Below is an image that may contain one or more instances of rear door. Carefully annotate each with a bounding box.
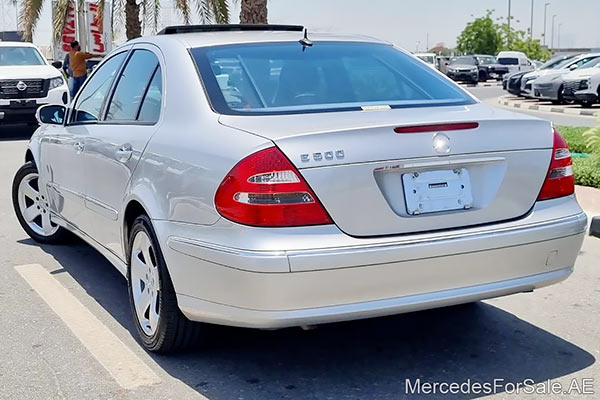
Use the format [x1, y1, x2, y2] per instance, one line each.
[82, 44, 163, 258]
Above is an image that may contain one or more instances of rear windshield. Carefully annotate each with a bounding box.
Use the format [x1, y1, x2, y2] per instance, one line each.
[0, 46, 45, 66]
[191, 42, 474, 115]
[498, 57, 519, 65]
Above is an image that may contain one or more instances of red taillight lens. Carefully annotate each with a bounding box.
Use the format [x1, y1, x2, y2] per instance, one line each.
[215, 147, 333, 227]
[537, 129, 574, 201]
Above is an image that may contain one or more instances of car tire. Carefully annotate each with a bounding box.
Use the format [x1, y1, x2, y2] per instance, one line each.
[12, 161, 69, 244]
[580, 101, 594, 108]
[127, 214, 205, 353]
[552, 85, 566, 105]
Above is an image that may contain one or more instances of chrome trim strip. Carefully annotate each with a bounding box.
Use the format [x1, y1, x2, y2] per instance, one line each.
[167, 212, 587, 267]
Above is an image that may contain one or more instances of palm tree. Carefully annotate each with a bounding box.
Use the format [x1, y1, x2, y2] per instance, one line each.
[18, 0, 231, 42]
[239, 0, 267, 24]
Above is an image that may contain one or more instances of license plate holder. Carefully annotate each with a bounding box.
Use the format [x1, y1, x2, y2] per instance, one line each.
[402, 169, 473, 215]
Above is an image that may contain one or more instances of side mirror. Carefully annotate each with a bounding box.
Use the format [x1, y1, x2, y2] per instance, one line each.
[569, 64, 578, 71]
[36, 104, 66, 125]
[51, 60, 62, 69]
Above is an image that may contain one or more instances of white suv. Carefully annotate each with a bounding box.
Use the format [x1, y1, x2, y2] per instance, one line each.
[562, 58, 600, 108]
[0, 42, 69, 125]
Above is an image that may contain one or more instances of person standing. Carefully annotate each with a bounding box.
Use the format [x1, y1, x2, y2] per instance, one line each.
[69, 41, 100, 98]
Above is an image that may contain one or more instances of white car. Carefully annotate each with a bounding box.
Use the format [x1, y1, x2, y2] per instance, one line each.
[12, 25, 587, 353]
[561, 58, 600, 107]
[414, 53, 438, 70]
[497, 51, 535, 75]
[519, 55, 576, 98]
[532, 53, 600, 103]
[0, 41, 69, 125]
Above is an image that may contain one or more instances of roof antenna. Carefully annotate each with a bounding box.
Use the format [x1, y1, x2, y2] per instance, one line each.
[299, 28, 313, 50]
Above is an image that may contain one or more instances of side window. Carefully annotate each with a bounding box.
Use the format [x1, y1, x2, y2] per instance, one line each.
[138, 66, 162, 123]
[73, 52, 127, 122]
[105, 50, 159, 121]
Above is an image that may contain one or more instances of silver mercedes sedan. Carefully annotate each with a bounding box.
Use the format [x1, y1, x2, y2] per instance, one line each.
[12, 25, 587, 353]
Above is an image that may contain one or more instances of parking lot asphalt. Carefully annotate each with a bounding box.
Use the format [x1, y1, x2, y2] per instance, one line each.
[1, 109, 599, 399]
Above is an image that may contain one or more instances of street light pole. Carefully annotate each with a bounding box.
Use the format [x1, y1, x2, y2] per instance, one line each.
[558, 23, 562, 49]
[551, 14, 557, 50]
[507, 0, 512, 39]
[530, 0, 535, 40]
[543, 3, 550, 46]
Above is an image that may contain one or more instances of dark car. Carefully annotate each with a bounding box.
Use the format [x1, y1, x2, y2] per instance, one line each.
[473, 54, 498, 81]
[446, 56, 480, 84]
[503, 71, 529, 95]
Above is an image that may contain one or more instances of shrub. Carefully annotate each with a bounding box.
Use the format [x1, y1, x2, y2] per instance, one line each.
[557, 126, 590, 154]
[573, 155, 600, 189]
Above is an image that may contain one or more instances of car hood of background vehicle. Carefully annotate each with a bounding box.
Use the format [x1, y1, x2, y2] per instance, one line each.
[533, 70, 569, 84]
[563, 66, 600, 80]
[0, 65, 62, 80]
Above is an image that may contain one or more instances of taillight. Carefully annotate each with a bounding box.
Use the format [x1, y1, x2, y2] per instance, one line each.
[214, 147, 333, 227]
[537, 129, 574, 201]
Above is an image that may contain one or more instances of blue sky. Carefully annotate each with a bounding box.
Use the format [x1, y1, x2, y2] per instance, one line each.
[2, 0, 599, 50]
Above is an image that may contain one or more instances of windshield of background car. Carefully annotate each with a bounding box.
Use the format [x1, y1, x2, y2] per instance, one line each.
[417, 55, 435, 64]
[542, 57, 573, 70]
[450, 57, 476, 65]
[498, 57, 519, 65]
[191, 42, 474, 115]
[579, 57, 600, 69]
[477, 56, 496, 65]
[0, 47, 45, 66]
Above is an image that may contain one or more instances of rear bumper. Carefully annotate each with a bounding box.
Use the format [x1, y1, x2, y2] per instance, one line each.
[156, 196, 587, 329]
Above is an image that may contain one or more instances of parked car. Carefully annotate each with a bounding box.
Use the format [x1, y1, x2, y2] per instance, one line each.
[473, 54, 498, 81]
[533, 53, 600, 104]
[519, 55, 578, 98]
[0, 41, 69, 125]
[414, 53, 438, 70]
[12, 25, 587, 353]
[497, 51, 535, 75]
[504, 70, 529, 95]
[446, 55, 480, 83]
[561, 57, 600, 107]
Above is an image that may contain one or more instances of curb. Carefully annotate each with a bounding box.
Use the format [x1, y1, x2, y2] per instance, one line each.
[459, 82, 502, 88]
[498, 95, 600, 117]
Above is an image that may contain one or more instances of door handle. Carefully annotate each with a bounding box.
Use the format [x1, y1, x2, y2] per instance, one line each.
[115, 144, 133, 162]
[74, 141, 84, 152]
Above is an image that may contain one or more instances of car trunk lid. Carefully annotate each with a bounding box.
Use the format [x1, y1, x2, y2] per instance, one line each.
[219, 103, 553, 237]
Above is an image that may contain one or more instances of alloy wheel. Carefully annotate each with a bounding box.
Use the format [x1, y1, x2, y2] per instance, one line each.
[130, 231, 161, 336]
[16, 172, 59, 237]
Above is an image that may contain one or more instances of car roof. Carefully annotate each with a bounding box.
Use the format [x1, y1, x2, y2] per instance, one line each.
[131, 30, 390, 49]
[0, 41, 38, 48]
[497, 51, 527, 57]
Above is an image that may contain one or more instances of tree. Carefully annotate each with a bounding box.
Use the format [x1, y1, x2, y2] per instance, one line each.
[456, 11, 502, 56]
[19, 0, 230, 42]
[497, 20, 551, 61]
[457, 11, 551, 61]
[239, 0, 267, 24]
